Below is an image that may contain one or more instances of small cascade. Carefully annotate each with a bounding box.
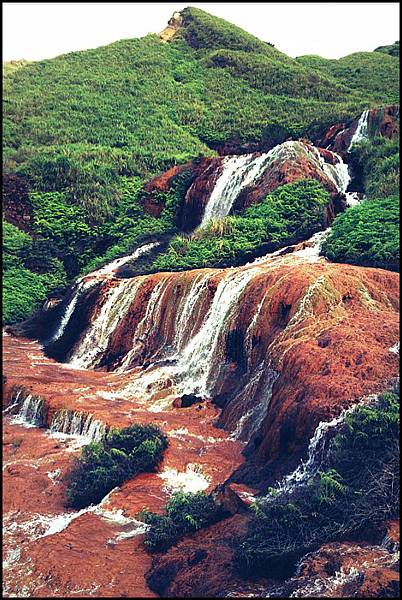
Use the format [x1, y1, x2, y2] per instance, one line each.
[173, 272, 211, 352]
[274, 396, 375, 495]
[175, 266, 261, 397]
[9, 389, 46, 428]
[348, 110, 370, 150]
[117, 265, 261, 403]
[89, 242, 159, 278]
[50, 409, 106, 442]
[199, 152, 274, 226]
[49, 278, 98, 343]
[116, 276, 172, 372]
[48, 242, 159, 350]
[69, 278, 143, 369]
[229, 363, 278, 442]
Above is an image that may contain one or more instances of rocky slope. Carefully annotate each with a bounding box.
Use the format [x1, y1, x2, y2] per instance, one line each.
[3, 236, 399, 595]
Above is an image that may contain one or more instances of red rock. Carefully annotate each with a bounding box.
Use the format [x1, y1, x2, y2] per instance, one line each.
[319, 105, 400, 154]
[3, 252, 399, 597]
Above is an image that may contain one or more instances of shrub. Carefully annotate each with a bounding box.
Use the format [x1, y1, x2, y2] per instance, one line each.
[151, 179, 330, 271]
[321, 195, 399, 270]
[236, 391, 400, 579]
[140, 491, 222, 552]
[66, 423, 168, 509]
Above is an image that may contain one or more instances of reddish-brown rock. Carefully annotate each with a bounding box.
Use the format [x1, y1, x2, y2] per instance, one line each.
[319, 105, 400, 154]
[3, 249, 399, 597]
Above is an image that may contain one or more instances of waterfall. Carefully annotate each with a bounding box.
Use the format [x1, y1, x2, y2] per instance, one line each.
[69, 278, 143, 369]
[49, 242, 159, 348]
[229, 363, 278, 442]
[273, 396, 375, 495]
[88, 242, 159, 278]
[116, 276, 172, 372]
[173, 272, 211, 352]
[49, 278, 98, 343]
[118, 265, 261, 404]
[199, 152, 274, 227]
[9, 391, 45, 428]
[348, 110, 370, 150]
[50, 409, 106, 442]
[175, 266, 261, 396]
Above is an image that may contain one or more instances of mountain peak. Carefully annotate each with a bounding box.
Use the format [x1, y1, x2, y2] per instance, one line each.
[159, 10, 183, 43]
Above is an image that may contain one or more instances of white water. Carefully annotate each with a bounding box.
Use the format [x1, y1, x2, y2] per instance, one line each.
[109, 264, 262, 408]
[348, 110, 370, 150]
[49, 242, 158, 346]
[230, 364, 278, 442]
[158, 463, 211, 494]
[10, 393, 44, 428]
[175, 266, 260, 397]
[49, 278, 98, 343]
[274, 396, 376, 495]
[50, 409, 106, 443]
[69, 278, 143, 369]
[3, 487, 147, 545]
[89, 242, 159, 278]
[199, 152, 274, 226]
[173, 272, 211, 352]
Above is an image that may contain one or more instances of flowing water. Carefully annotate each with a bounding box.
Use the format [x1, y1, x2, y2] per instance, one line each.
[50, 409, 106, 443]
[69, 278, 144, 369]
[9, 392, 45, 428]
[199, 152, 274, 226]
[348, 110, 370, 150]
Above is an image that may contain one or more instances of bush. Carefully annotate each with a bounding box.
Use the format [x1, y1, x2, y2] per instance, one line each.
[66, 424, 168, 509]
[140, 491, 222, 552]
[321, 195, 399, 270]
[151, 179, 330, 271]
[348, 136, 399, 199]
[3, 220, 68, 324]
[236, 391, 400, 579]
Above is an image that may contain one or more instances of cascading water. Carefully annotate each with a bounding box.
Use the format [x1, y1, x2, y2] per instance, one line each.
[50, 409, 106, 442]
[114, 265, 262, 405]
[173, 272, 211, 352]
[116, 276, 172, 372]
[272, 395, 376, 496]
[88, 242, 159, 278]
[8, 390, 45, 428]
[307, 144, 360, 207]
[49, 278, 99, 344]
[348, 110, 370, 150]
[49, 242, 159, 347]
[199, 152, 274, 227]
[69, 278, 144, 369]
[175, 266, 261, 397]
[229, 363, 278, 442]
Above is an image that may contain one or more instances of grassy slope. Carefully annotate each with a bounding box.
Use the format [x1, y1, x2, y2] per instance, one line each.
[296, 50, 399, 104]
[2, 7, 400, 322]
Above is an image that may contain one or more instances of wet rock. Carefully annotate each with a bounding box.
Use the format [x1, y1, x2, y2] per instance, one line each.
[173, 394, 205, 408]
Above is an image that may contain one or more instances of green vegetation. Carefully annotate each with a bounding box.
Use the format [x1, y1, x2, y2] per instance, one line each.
[374, 41, 399, 57]
[81, 169, 193, 275]
[2, 7, 399, 323]
[3, 220, 67, 324]
[297, 50, 399, 105]
[349, 136, 399, 199]
[151, 180, 330, 271]
[321, 196, 399, 270]
[140, 491, 222, 552]
[236, 391, 400, 579]
[66, 424, 168, 509]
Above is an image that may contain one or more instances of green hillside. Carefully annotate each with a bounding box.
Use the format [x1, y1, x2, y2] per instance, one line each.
[2, 6, 400, 323]
[296, 50, 399, 104]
